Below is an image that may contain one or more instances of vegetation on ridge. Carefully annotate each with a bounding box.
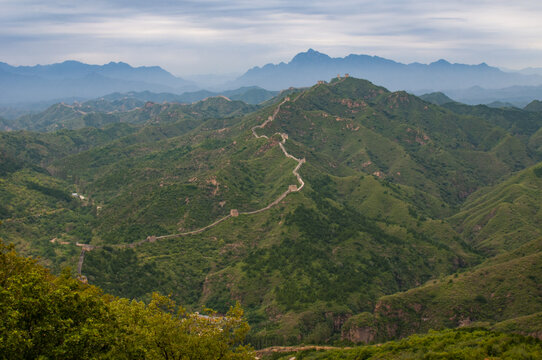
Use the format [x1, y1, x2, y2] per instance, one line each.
[0, 240, 254, 359]
[267, 328, 542, 359]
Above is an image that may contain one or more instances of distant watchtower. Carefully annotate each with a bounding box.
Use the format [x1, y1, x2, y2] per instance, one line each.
[230, 209, 239, 217]
[345, 73, 350, 78]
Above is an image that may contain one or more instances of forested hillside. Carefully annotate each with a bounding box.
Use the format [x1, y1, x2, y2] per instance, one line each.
[1, 77, 541, 346]
[0, 240, 254, 359]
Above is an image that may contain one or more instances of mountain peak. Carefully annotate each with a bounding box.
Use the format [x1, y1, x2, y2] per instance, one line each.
[430, 59, 452, 67]
[290, 49, 331, 64]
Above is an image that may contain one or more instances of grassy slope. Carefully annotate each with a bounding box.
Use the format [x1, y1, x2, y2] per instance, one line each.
[368, 247, 542, 340]
[260, 78, 541, 206]
[451, 163, 542, 255]
[342, 164, 542, 343]
[268, 328, 542, 359]
[491, 312, 542, 339]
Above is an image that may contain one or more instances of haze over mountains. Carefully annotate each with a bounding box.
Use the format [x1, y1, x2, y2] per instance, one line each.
[3, 49, 542, 113]
[0, 60, 196, 104]
[232, 49, 542, 91]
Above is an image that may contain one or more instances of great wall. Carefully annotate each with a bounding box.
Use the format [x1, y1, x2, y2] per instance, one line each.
[74, 95, 306, 278]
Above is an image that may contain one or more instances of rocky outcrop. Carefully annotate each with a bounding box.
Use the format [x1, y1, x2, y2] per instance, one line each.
[341, 312, 376, 344]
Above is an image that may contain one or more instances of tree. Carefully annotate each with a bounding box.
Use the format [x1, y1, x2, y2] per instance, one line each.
[0, 240, 254, 360]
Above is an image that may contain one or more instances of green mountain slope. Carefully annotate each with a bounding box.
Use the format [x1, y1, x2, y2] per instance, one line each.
[70, 79, 537, 342]
[0, 240, 254, 359]
[1, 77, 541, 346]
[12, 103, 122, 132]
[451, 163, 542, 254]
[525, 99, 542, 112]
[256, 78, 541, 204]
[339, 163, 542, 344]
[227, 87, 279, 104]
[268, 329, 542, 359]
[0, 115, 11, 130]
[0, 124, 143, 270]
[3, 241, 540, 360]
[9, 96, 257, 132]
[442, 102, 542, 138]
[354, 245, 542, 342]
[419, 92, 456, 105]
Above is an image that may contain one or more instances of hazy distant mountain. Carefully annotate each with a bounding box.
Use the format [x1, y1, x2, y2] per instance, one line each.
[517, 67, 542, 76]
[7, 94, 259, 132]
[444, 85, 542, 107]
[101, 86, 278, 105]
[485, 101, 518, 109]
[0, 61, 197, 104]
[232, 49, 542, 91]
[2, 85, 277, 132]
[0, 86, 278, 120]
[524, 100, 542, 112]
[419, 92, 456, 105]
[0, 116, 10, 131]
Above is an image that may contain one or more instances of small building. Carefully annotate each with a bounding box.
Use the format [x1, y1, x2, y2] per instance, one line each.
[289, 185, 298, 191]
[230, 209, 239, 217]
[345, 73, 350, 78]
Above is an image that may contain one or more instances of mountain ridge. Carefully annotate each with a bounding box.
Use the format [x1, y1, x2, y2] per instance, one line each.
[0, 60, 197, 104]
[1, 76, 541, 346]
[232, 49, 542, 92]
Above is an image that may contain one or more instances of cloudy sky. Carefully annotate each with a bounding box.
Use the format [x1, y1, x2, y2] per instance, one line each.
[1, 0, 541, 76]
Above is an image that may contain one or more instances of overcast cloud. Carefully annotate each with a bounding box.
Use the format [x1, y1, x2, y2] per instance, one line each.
[1, 0, 541, 75]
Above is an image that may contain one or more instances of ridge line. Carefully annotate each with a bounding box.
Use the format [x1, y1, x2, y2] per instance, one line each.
[75, 95, 306, 276]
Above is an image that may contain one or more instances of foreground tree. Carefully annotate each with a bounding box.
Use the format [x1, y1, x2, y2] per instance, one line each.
[0, 240, 254, 359]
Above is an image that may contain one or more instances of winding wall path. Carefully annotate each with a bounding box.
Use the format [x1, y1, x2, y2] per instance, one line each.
[75, 96, 306, 275]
